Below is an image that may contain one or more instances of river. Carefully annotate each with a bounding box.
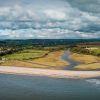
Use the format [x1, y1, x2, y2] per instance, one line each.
[61, 50, 100, 71]
[61, 50, 83, 70]
[0, 74, 100, 100]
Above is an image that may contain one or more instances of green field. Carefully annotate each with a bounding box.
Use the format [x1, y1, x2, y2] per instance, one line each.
[89, 47, 100, 56]
[2, 49, 48, 60]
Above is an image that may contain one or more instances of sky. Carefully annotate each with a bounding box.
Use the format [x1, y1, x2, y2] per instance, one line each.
[0, 0, 100, 39]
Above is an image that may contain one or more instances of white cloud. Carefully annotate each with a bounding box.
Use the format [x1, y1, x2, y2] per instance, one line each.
[0, 0, 100, 39]
[44, 9, 66, 20]
[0, 5, 37, 20]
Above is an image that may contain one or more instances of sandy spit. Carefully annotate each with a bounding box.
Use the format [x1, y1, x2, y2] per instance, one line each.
[0, 66, 100, 79]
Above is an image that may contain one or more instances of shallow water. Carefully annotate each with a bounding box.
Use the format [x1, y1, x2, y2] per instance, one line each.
[0, 74, 100, 100]
[61, 50, 82, 70]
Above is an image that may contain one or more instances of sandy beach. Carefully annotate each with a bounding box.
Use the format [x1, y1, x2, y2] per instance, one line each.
[0, 66, 100, 79]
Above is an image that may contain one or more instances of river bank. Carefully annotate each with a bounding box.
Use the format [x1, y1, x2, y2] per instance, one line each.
[0, 49, 100, 70]
[0, 50, 69, 69]
[69, 53, 100, 70]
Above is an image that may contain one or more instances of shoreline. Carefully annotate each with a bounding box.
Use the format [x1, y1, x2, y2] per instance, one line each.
[0, 66, 100, 79]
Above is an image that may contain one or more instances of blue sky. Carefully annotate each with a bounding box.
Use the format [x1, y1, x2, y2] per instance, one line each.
[0, 0, 100, 39]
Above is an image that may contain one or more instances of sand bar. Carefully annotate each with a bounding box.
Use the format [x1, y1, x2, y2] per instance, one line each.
[0, 66, 100, 79]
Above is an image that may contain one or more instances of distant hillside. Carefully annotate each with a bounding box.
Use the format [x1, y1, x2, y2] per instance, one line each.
[0, 39, 100, 47]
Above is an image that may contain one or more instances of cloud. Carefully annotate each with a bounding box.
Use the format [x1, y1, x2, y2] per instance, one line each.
[0, 0, 100, 39]
[66, 0, 100, 13]
[44, 9, 66, 20]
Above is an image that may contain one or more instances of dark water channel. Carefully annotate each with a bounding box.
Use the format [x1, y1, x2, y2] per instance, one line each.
[61, 50, 82, 70]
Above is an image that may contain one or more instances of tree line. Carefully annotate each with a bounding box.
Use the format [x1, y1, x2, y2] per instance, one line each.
[71, 47, 100, 56]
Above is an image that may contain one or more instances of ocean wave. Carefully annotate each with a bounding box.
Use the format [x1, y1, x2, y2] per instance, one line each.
[86, 79, 100, 86]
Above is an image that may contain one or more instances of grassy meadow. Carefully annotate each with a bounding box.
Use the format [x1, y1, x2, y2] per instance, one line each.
[2, 49, 49, 60]
[87, 47, 100, 56]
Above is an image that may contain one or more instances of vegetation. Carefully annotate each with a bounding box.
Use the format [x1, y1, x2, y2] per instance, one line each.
[0, 50, 68, 69]
[0, 39, 100, 69]
[30, 50, 69, 69]
[0, 39, 99, 57]
[0, 40, 69, 68]
[2, 49, 49, 60]
[0, 47, 22, 57]
[71, 41, 100, 56]
[71, 47, 100, 56]
[88, 47, 100, 56]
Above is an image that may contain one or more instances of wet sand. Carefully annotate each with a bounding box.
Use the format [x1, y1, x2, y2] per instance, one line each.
[0, 66, 100, 79]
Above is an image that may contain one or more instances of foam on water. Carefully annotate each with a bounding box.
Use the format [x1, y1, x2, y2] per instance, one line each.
[85, 79, 100, 87]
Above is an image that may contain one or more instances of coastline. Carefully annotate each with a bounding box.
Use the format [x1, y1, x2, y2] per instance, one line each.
[0, 66, 100, 79]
